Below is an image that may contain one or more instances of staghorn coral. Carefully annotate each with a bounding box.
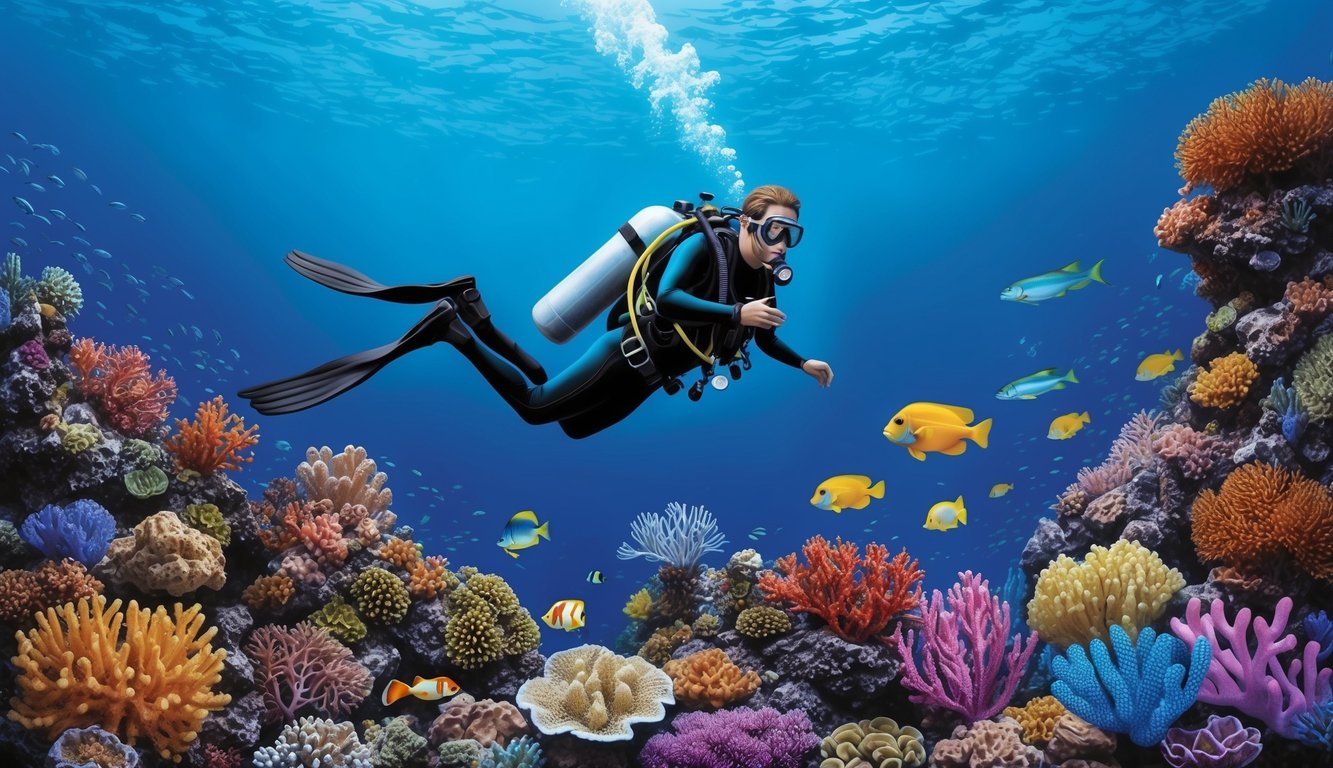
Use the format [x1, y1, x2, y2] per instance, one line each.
[1027, 539, 1185, 648]
[100, 511, 226, 597]
[758, 535, 923, 644]
[1294, 332, 1333, 420]
[9, 595, 230, 762]
[819, 717, 926, 768]
[1191, 462, 1333, 581]
[242, 573, 295, 612]
[1189, 352, 1259, 409]
[1003, 695, 1068, 746]
[67, 338, 177, 439]
[297, 445, 393, 521]
[244, 622, 372, 724]
[164, 395, 259, 475]
[350, 566, 411, 624]
[514, 643, 674, 742]
[1155, 194, 1216, 249]
[251, 716, 374, 768]
[1175, 77, 1333, 193]
[662, 648, 761, 709]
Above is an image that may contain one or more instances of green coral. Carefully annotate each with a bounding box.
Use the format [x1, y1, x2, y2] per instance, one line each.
[1205, 304, 1237, 333]
[56, 421, 101, 454]
[124, 466, 169, 498]
[0, 520, 33, 561]
[373, 717, 429, 768]
[179, 503, 231, 546]
[443, 569, 541, 670]
[736, 606, 792, 639]
[35, 266, 82, 317]
[1, 252, 33, 310]
[122, 438, 164, 469]
[1294, 333, 1333, 421]
[692, 613, 720, 638]
[309, 596, 367, 645]
[351, 567, 411, 624]
[820, 717, 926, 768]
[437, 739, 482, 767]
[477, 735, 543, 768]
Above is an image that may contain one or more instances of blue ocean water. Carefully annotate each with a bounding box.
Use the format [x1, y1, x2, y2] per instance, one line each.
[0, 0, 1329, 659]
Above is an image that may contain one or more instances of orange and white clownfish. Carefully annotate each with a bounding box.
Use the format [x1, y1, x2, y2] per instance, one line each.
[381, 675, 462, 706]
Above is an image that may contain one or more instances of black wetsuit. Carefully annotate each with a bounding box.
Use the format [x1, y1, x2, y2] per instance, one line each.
[452, 229, 807, 438]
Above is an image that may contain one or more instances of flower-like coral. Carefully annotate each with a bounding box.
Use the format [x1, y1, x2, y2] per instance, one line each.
[1189, 352, 1259, 409]
[819, 717, 926, 768]
[9, 595, 231, 762]
[377, 536, 421, 568]
[251, 716, 374, 768]
[1192, 462, 1333, 581]
[68, 338, 177, 439]
[242, 573, 295, 612]
[1156, 195, 1216, 249]
[308, 595, 367, 645]
[407, 555, 449, 599]
[164, 395, 259, 475]
[1028, 540, 1185, 648]
[1003, 696, 1068, 746]
[245, 622, 372, 724]
[1175, 77, 1333, 193]
[515, 644, 674, 742]
[662, 648, 761, 709]
[623, 588, 652, 621]
[758, 535, 923, 644]
[178, 503, 231, 546]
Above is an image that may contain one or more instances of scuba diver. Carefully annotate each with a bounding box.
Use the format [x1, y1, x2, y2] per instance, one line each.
[238, 184, 833, 439]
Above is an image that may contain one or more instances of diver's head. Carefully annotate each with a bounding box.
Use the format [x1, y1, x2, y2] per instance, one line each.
[739, 185, 802, 284]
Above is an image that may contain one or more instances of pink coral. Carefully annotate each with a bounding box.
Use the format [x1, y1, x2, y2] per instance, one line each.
[1153, 424, 1225, 480]
[278, 553, 326, 587]
[67, 338, 177, 439]
[295, 512, 348, 568]
[244, 622, 372, 724]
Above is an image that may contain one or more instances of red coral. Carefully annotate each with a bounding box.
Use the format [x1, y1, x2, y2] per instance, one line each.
[164, 395, 259, 475]
[199, 745, 243, 768]
[758, 535, 923, 644]
[67, 337, 177, 438]
[244, 622, 372, 724]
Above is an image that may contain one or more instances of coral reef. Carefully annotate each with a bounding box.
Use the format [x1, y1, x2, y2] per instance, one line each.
[818, 717, 925, 768]
[514, 644, 673, 742]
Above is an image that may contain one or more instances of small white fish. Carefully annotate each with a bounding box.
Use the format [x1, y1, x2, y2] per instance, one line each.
[90, 184, 101, 195]
[10, 236, 27, 247]
[46, 174, 64, 188]
[24, 182, 44, 193]
[181, 289, 195, 300]
[32, 214, 50, 226]
[109, 201, 127, 209]
[12, 196, 33, 214]
[49, 209, 66, 220]
[93, 249, 112, 259]
[11, 131, 27, 143]
[130, 213, 146, 222]
[73, 236, 89, 245]
[73, 167, 87, 182]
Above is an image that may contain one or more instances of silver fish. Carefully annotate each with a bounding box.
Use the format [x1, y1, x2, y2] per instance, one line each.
[996, 368, 1080, 400]
[12, 196, 33, 214]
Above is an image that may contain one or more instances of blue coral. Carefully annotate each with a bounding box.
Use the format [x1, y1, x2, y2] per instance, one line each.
[477, 735, 544, 768]
[1294, 699, 1333, 751]
[1052, 624, 1211, 747]
[18, 500, 117, 566]
[1269, 377, 1308, 444]
[0, 282, 9, 329]
[1304, 611, 1333, 664]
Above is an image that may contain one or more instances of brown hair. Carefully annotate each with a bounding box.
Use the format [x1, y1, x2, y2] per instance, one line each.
[742, 185, 801, 220]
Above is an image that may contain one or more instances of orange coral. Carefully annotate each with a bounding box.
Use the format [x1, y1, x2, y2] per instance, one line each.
[1176, 77, 1333, 193]
[9, 595, 231, 763]
[242, 574, 295, 612]
[1188, 352, 1258, 408]
[68, 338, 178, 438]
[1192, 463, 1333, 580]
[164, 395, 259, 475]
[1285, 275, 1333, 323]
[662, 648, 761, 709]
[1003, 696, 1067, 745]
[758, 536, 924, 644]
[0, 560, 104, 625]
[1154, 194, 1215, 249]
[378, 537, 421, 569]
[407, 555, 450, 599]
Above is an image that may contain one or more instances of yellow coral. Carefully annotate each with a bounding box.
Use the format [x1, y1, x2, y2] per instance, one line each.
[514, 644, 674, 742]
[242, 573, 295, 612]
[1027, 540, 1185, 648]
[662, 648, 761, 709]
[1003, 695, 1067, 746]
[8, 595, 231, 763]
[377, 537, 421, 569]
[1189, 352, 1259, 409]
[623, 588, 652, 621]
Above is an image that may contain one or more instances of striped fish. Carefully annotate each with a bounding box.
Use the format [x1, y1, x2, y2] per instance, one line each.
[542, 599, 586, 631]
[381, 675, 461, 706]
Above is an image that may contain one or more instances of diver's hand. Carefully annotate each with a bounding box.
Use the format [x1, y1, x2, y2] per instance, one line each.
[802, 359, 833, 387]
[740, 296, 785, 329]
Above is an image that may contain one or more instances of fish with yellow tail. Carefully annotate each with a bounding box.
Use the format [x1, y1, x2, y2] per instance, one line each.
[1048, 411, 1090, 440]
[996, 368, 1078, 400]
[811, 475, 885, 513]
[883, 402, 992, 461]
[924, 496, 968, 532]
[1000, 259, 1107, 304]
[542, 599, 585, 631]
[989, 483, 1014, 498]
[497, 510, 549, 558]
[381, 675, 461, 706]
[1137, 350, 1183, 381]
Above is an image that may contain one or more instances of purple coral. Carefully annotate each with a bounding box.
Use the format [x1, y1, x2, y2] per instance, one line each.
[244, 622, 373, 724]
[639, 707, 818, 768]
[1161, 715, 1262, 768]
[17, 339, 49, 370]
[1153, 424, 1224, 480]
[892, 570, 1038, 722]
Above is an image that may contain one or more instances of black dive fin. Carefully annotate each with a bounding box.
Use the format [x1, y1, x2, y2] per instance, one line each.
[238, 300, 466, 415]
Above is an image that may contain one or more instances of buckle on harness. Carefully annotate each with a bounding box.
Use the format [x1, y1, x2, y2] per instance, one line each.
[620, 334, 652, 369]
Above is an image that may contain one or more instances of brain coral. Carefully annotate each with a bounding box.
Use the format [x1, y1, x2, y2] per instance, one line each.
[820, 717, 927, 768]
[515, 643, 674, 742]
[100, 511, 226, 597]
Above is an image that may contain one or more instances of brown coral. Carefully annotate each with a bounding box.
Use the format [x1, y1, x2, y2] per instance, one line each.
[0, 560, 105, 625]
[1192, 462, 1333, 580]
[1003, 696, 1067, 746]
[1285, 275, 1333, 323]
[929, 717, 1043, 768]
[1175, 77, 1333, 193]
[242, 573, 295, 612]
[637, 624, 693, 667]
[1044, 713, 1118, 765]
[1188, 352, 1259, 409]
[1083, 488, 1128, 526]
[662, 648, 761, 709]
[377, 536, 421, 569]
[100, 512, 227, 597]
[1155, 194, 1215, 249]
[427, 693, 531, 748]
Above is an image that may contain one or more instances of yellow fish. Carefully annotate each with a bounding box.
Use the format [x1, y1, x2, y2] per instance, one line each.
[924, 496, 968, 531]
[381, 675, 461, 706]
[811, 475, 886, 513]
[989, 483, 1013, 498]
[1136, 350, 1183, 381]
[1048, 411, 1090, 440]
[542, 599, 586, 631]
[883, 402, 992, 461]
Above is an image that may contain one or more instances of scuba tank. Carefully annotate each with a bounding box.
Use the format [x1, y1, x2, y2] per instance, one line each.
[532, 204, 688, 344]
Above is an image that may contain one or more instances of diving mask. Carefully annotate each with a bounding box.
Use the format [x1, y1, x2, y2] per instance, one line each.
[747, 215, 804, 248]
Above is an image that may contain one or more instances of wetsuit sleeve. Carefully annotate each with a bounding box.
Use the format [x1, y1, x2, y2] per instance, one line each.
[754, 293, 806, 369]
[655, 233, 737, 323]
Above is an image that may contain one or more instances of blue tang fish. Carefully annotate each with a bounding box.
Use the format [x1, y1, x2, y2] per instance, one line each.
[497, 510, 549, 558]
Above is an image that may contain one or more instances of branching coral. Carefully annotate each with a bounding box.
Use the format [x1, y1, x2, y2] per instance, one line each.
[1285, 275, 1333, 324]
[164, 395, 259, 475]
[244, 622, 372, 724]
[1191, 462, 1333, 580]
[515, 644, 674, 742]
[67, 338, 177, 438]
[0, 559, 103, 624]
[1155, 195, 1216, 250]
[1175, 76, 1333, 192]
[616, 502, 727, 569]
[19, 499, 116, 567]
[296, 445, 393, 521]
[758, 535, 923, 644]
[1027, 540, 1185, 648]
[9, 595, 231, 763]
[662, 648, 761, 709]
[1294, 333, 1333, 421]
[1189, 352, 1259, 409]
